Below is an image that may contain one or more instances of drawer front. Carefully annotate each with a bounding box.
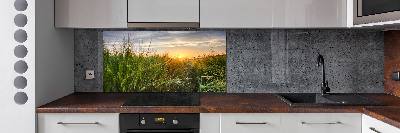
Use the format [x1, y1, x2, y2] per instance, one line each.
[200, 113, 220, 133]
[281, 113, 361, 133]
[297, 113, 361, 133]
[38, 113, 119, 133]
[221, 113, 280, 133]
[362, 114, 400, 133]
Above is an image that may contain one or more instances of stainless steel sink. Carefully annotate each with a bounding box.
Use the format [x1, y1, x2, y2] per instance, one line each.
[275, 93, 385, 106]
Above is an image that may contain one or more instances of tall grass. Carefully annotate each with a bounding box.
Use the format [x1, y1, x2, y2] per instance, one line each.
[103, 35, 226, 92]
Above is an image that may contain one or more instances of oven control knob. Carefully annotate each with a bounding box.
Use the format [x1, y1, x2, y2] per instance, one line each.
[173, 119, 178, 125]
[141, 120, 146, 125]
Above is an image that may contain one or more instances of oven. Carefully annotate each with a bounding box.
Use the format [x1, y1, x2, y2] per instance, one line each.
[354, 0, 400, 25]
[120, 114, 199, 133]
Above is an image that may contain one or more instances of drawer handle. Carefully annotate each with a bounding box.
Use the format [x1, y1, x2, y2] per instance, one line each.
[301, 122, 342, 125]
[369, 127, 382, 133]
[236, 122, 267, 124]
[57, 122, 99, 125]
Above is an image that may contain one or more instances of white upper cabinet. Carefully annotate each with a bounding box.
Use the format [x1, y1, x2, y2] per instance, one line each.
[273, 0, 348, 28]
[55, 0, 127, 28]
[201, 0, 350, 28]
[128, 0, 199, 23]
[54, 0, 351, 28]
[200, 0, 274, 28]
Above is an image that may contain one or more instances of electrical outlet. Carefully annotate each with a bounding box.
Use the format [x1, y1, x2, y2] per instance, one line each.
[393, 71, 400, 81]
[86, 70, 95, 79]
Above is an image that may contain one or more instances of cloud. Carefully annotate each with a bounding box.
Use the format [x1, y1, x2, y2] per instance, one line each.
[103, 31, 227, 51]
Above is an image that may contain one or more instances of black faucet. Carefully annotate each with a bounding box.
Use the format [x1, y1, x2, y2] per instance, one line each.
[317, 54, 330, 95]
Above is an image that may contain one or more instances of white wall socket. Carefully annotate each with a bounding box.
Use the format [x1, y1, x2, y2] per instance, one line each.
[86, 70, 95, 79]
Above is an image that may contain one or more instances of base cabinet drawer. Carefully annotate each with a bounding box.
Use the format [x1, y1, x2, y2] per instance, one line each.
[220, 113, 281, 133]
[38, 113, 119, 133]
[281, 113, 361, 133]
[200, 113, 220, 133]
[362, 114, 400, 133]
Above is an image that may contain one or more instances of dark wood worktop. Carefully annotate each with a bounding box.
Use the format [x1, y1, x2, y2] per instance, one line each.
[363, 107, 400, 129]
[37, 93, 400, 128]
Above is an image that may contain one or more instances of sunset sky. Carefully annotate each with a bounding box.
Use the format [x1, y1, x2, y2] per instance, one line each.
[103, 31, 226, 59]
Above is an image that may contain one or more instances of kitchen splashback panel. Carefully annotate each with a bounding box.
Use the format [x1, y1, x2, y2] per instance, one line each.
[75, 29, 384, 93]
[103, 31, 226, 92]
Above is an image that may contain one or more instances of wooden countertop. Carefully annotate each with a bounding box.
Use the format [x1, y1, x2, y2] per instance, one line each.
[37, 93, 400, 128]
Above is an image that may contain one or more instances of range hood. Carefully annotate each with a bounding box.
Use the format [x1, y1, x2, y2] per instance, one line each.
[127, 23, 199, 28]
[127, 0, 199, 28]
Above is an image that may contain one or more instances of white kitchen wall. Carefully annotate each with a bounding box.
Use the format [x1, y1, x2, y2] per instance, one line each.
[0, 0, 74, 132]
[36, 0, 74, 107]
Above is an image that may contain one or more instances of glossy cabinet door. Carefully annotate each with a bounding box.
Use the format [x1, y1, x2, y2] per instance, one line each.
[200, 113, 220, 133]
[220, 113, 281, 133]
[362, 114, 400, 133]
[38, 113, 119, 133]
[201, 0, 348, 28]
[55, 0, 127, 28]
[281, 113, 362, 133]
[128, 0, 199, 22]
[200, 0, 273, 28]
[273, 0, 348, 28]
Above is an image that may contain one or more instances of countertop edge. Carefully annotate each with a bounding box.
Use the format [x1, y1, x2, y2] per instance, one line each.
[36, 107, 400, 129]
[35, 93, 400, 129]
[363, 107, 400, 129]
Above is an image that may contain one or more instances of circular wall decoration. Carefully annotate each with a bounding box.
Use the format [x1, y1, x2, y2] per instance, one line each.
[14, 14, 27, 27]
[14, 0, 28, 11]
[14, 76, 27, 89]
[14, 60, 28, 74]
[14, 0, 29, 106]
[14, 29, 27, 43]
[14, 45, 28, 58]
[14, 92, 28, 105]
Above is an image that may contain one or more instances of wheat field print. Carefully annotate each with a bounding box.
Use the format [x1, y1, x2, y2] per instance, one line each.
[103, 31, 226, 92]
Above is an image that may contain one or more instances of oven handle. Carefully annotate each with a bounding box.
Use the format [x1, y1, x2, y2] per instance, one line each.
[126, 129, 198, 133]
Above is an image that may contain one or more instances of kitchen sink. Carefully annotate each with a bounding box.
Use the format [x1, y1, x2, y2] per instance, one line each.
[275, 93, 385, 106]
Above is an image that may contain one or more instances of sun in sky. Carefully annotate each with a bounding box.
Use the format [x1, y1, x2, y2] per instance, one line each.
[178, 55, 182, 59]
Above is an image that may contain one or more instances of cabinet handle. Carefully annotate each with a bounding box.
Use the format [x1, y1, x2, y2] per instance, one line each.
[301, 122, 342, 125]
[236, 122, 267, 124]
[57, 122, 99, 125]
[369, 127, 382, 133]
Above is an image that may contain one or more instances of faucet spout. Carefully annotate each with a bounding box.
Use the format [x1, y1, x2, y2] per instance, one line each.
[317, 54, 330, 95]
